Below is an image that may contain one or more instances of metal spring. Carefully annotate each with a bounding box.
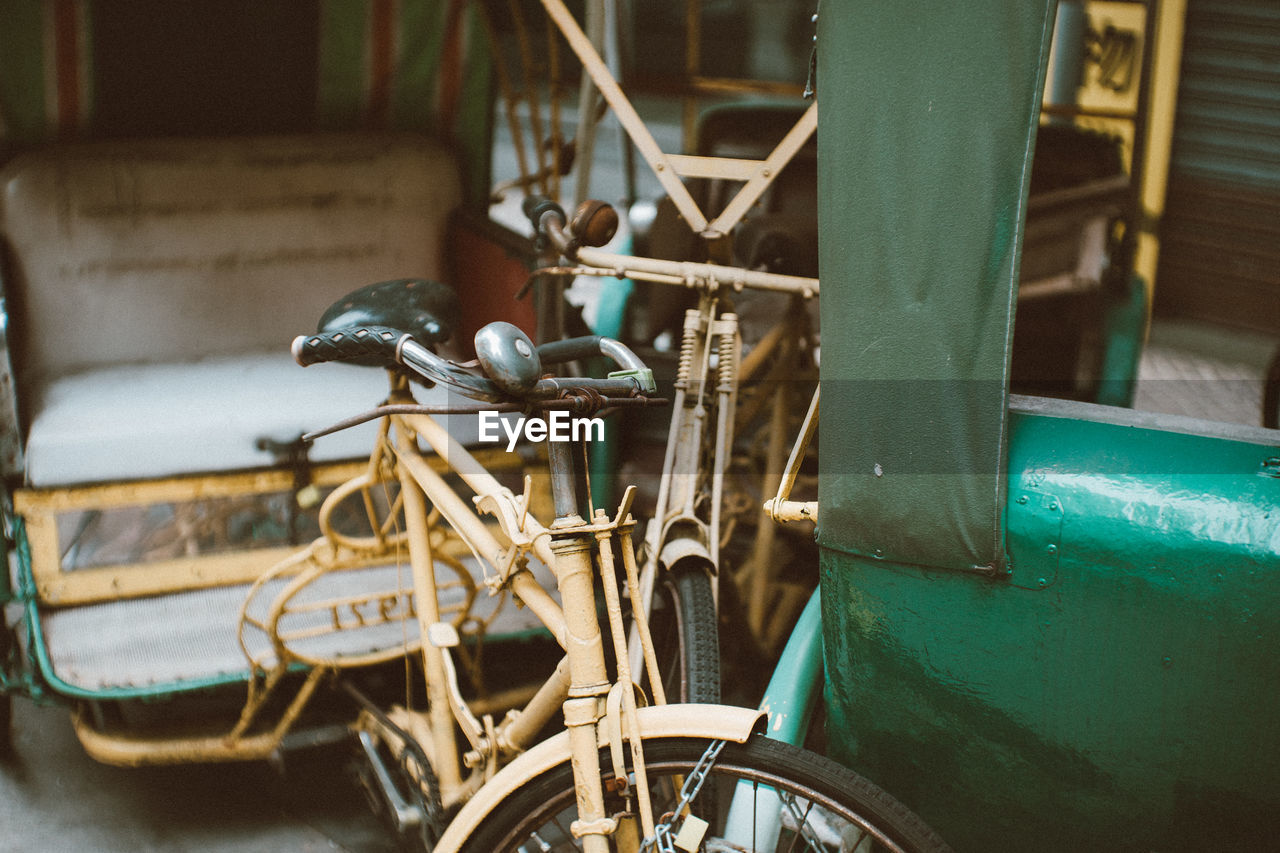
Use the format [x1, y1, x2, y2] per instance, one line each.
[675, 309, 700, 385]
[718, 314, 737, 390]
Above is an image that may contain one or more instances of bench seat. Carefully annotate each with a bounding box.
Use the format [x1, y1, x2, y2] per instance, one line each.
[1, 132, 466, 486]
[39, 557, 555, 696]
[25, 351, 492, 487]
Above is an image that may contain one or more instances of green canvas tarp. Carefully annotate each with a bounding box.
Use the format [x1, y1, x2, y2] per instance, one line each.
[817, 0, 1056, 573]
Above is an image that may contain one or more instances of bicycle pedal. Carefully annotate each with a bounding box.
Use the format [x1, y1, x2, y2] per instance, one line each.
[427, 622, 460, 647]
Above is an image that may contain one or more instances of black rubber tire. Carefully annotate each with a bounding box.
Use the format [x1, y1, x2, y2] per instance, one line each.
[1263, 345, 1280, 429]
[645, 564, 720, 704]
[459, 734, 954, 853]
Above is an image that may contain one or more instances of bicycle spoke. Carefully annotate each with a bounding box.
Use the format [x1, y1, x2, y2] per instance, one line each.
[550, 812, 584, 852]
[752, 778, 759, 851]
[520, 830, 553, 853]
[780, 797, 800, 853]
[780, 794, 822, 853]
[462, 737, 951, 852]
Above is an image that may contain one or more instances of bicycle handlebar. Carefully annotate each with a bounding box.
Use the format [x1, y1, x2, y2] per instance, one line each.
[293, 324, 509, 402]
[536, 335, 646, 373]
[293, 322, 655, 405]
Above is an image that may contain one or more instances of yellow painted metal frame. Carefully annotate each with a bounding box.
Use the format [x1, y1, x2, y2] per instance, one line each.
[13, 448, 522, 607]
[73, 665, 331, 767]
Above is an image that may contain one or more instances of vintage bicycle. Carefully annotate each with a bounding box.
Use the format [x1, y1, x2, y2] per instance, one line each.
[230, 236, 951, 851]
[480, 0, 827, 690]
[524, 193, 821, 707]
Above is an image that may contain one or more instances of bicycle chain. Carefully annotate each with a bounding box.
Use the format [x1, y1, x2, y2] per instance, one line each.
[643, 739, 726, 853]
[397, 745, 447, 852]
[338, 678, 448, 849]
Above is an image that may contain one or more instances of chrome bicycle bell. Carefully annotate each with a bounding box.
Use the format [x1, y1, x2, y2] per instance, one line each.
[474, 322, 542, 394]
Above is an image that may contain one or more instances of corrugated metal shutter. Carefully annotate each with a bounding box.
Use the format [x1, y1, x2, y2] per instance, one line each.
[1156, 0, 1280, 333]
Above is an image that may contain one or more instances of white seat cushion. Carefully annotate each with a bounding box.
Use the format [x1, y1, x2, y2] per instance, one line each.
[24, 351, 498, 486]
[39, 558, 556, 693]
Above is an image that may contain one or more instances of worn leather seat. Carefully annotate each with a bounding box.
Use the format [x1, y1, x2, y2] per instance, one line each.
[317, 277, 462, 365]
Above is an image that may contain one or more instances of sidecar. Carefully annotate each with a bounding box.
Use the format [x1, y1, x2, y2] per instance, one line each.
[808, 2, 1280, 851]
[0, 0, 542, 762]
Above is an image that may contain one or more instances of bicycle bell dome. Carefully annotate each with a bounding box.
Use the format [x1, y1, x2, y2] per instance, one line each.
[474, 322, 541, 394]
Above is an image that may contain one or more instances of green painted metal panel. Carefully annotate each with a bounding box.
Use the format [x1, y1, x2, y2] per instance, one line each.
[821, 402, 1280, 851]
[1094, 274, 1148, 408]
[757, 588, 823, 747]
[816, 0, 1056, 573]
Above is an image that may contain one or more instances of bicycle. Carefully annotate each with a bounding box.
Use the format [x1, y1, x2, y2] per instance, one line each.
[233, 238, 951, 851]
[480, 0, 826, 686]
[527, 194, 820, 698]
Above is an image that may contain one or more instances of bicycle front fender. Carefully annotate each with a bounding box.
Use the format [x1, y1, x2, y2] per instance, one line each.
[433, 703, 766, 853]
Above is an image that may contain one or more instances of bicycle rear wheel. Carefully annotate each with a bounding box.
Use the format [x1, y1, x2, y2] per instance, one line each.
[459, 734, 953, 853]
[645, 564, 720, 704]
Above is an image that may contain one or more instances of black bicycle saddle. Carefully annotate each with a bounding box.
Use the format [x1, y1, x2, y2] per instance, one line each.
[317, 278, 460, 366]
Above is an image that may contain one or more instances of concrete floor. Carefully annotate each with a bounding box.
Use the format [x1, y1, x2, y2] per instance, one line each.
[0, 697, 395, 853]
[1133, 316, 1277, 428]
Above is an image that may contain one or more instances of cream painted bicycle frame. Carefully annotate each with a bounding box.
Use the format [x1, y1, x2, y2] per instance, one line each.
[239, 367, 769, 851]
[432, 703, 765, 853]
[244, 392, 604, 803]
[539, 0, 817, 242]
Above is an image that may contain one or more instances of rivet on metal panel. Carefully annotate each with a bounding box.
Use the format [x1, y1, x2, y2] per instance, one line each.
[1007, 488, 1063, 590]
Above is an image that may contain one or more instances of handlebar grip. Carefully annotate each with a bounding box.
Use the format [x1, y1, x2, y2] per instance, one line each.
[535, 335, 605, 365]
[522, 195, 566, 232]
[291, 325, 407, 368]
[535, 335, 656, 393]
